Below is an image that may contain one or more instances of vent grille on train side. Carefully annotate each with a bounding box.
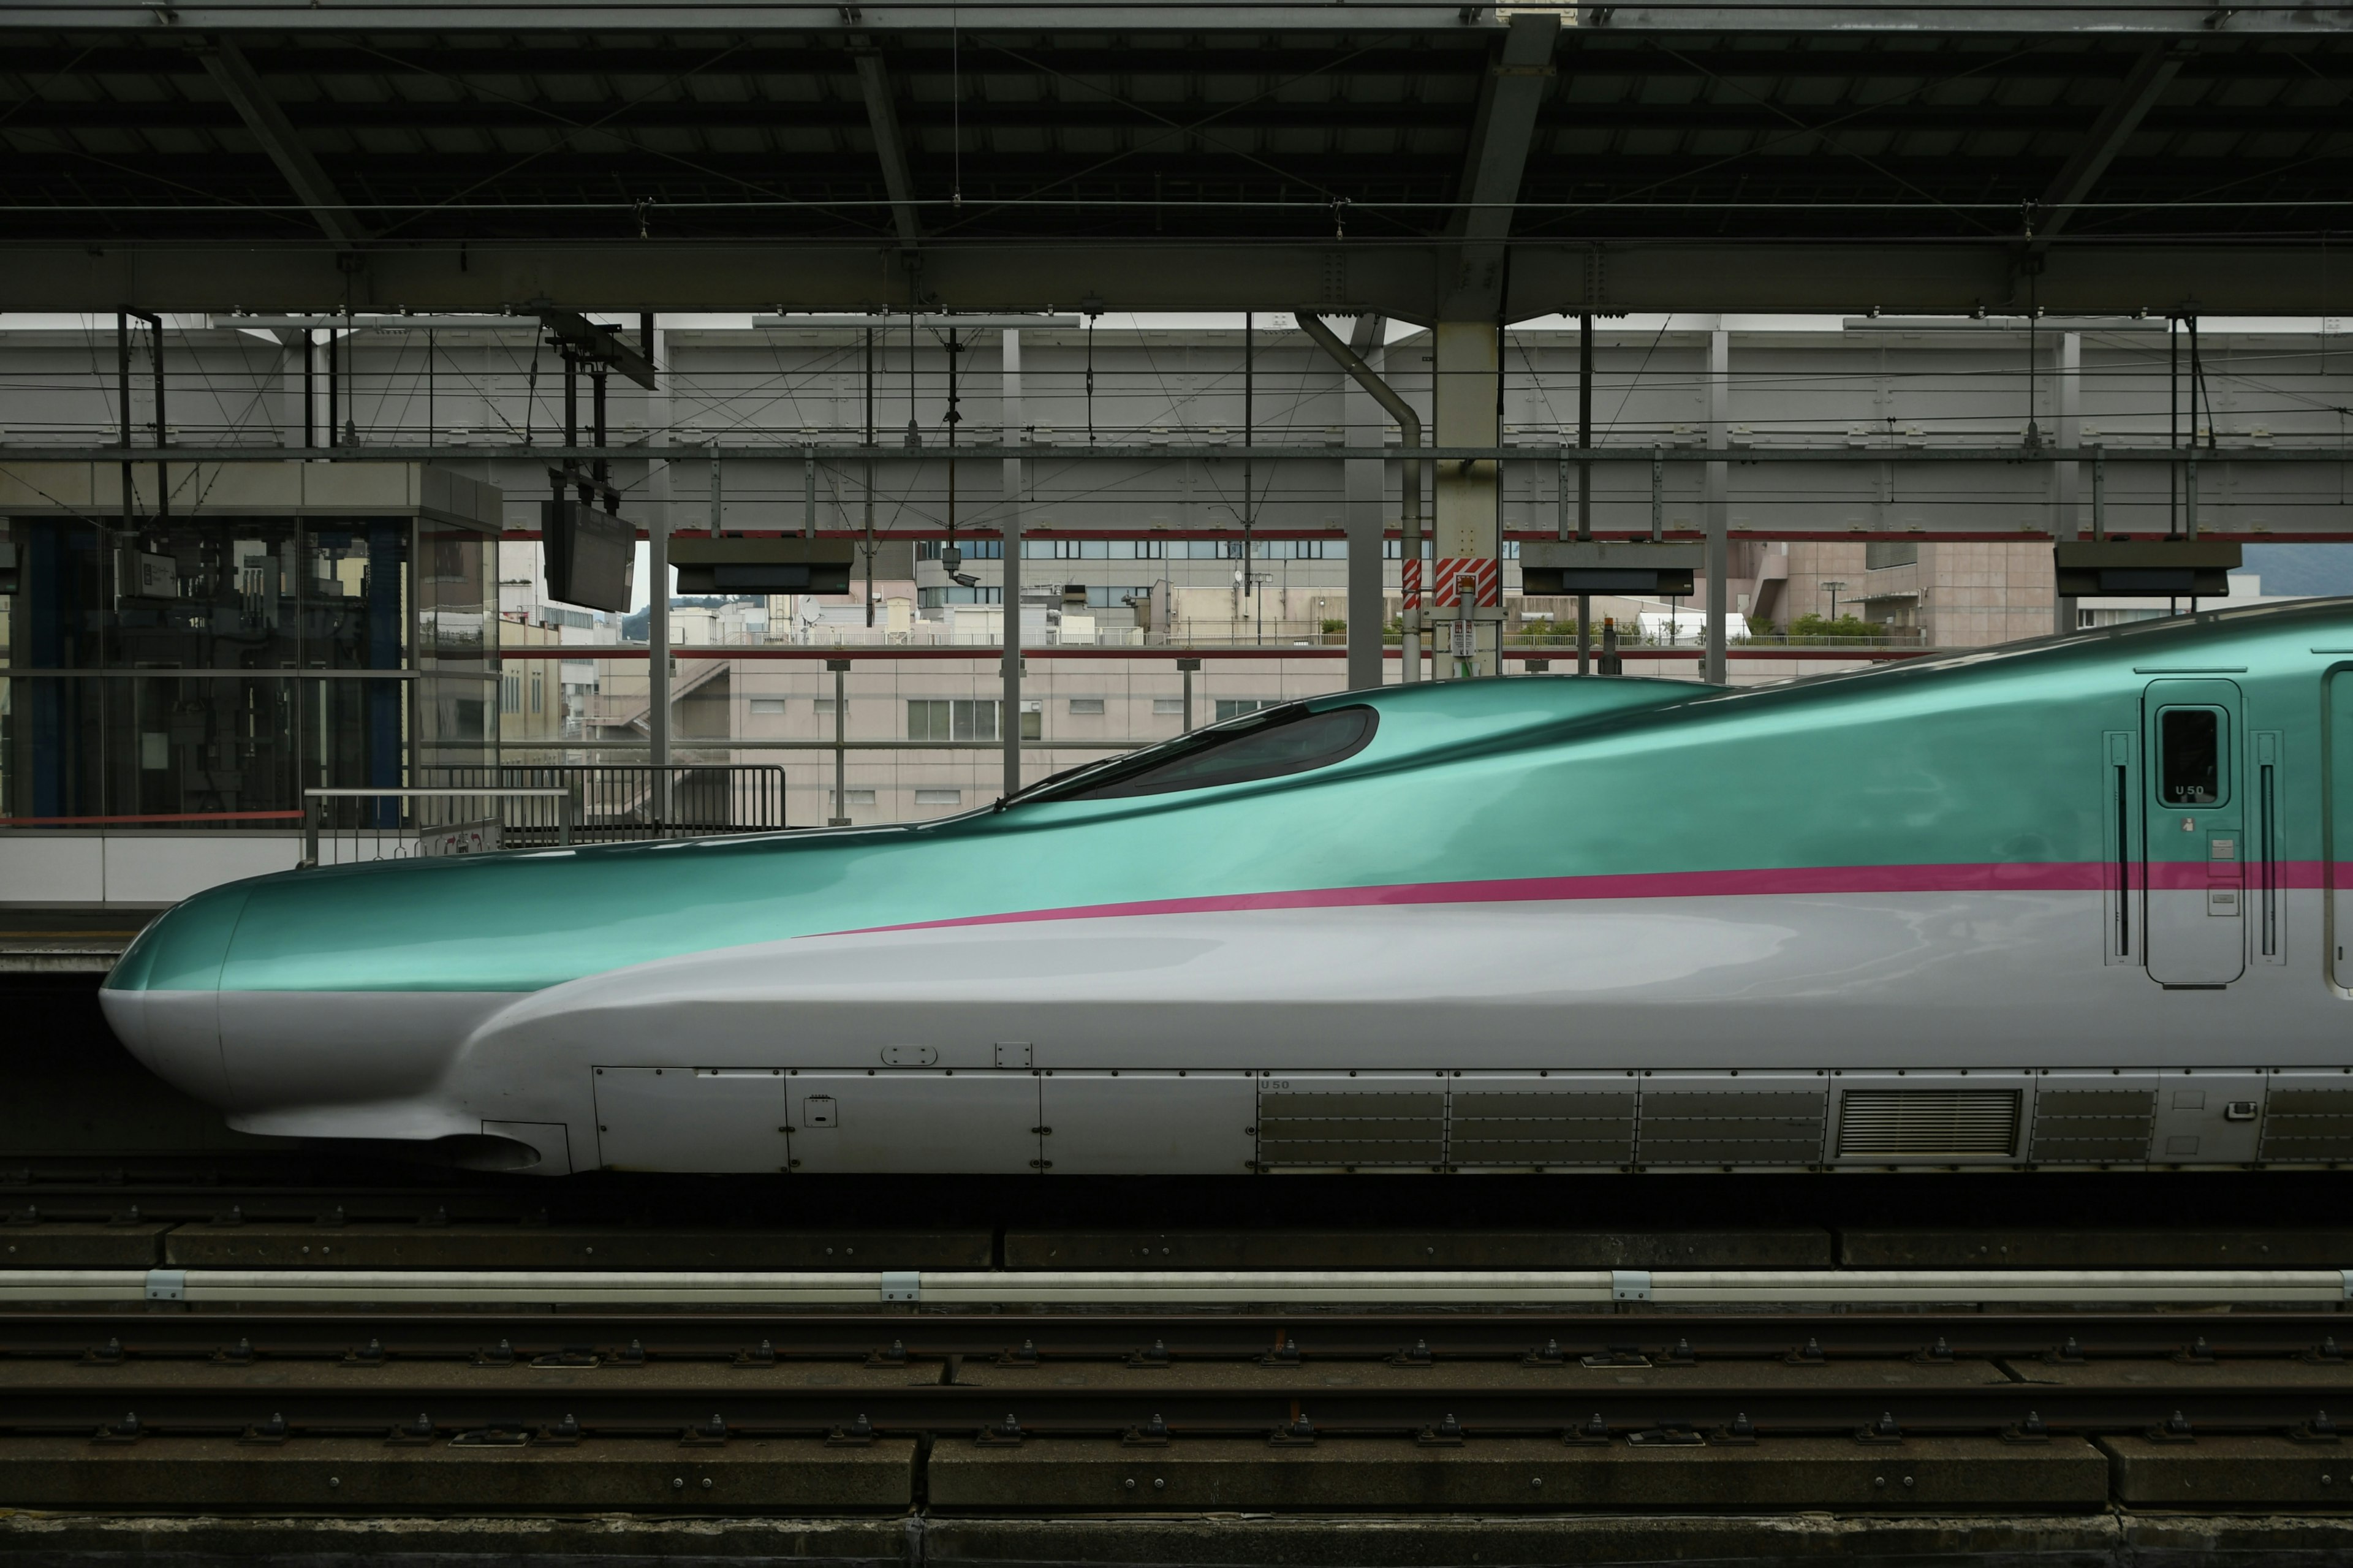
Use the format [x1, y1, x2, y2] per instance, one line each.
[2029, 1089, 2156, 1164]
[1835, 1090, 2021, 1158]
[1634, 1091, 1827, 1165]
[2259, 1088, 2353, 1162]
[1256, 1090, 1444, 1168]
[1447, 1091, 1637, 1167]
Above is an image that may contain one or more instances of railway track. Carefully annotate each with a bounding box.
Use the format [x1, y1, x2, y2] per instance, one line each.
[1, 1305, 2351, 1513]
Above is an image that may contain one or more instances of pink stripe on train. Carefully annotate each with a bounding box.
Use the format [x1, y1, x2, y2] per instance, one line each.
[833, 860, 2338, 937]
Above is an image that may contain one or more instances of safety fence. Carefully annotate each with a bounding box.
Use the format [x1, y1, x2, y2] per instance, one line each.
[300, 787, 569, 868]
[420, 764, 787, 846]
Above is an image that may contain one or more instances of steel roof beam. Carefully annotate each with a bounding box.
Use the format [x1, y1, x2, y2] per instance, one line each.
[7, 240, 2351, 315]
[851, 44, 922, 249]
[196, 39, 365, 246]
[1442, 8, 1559, 319]
[4, 6, 2346, 34]
[2028, 43, 2189, 257]
[34, 99, 2349, 135]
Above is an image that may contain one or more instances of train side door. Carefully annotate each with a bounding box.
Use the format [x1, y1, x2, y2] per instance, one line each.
[2329, 670, 2353, 991]
[2143, 680, 2246, 987]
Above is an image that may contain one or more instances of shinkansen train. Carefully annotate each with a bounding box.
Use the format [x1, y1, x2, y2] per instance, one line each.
[100, 599, 2353, 1177]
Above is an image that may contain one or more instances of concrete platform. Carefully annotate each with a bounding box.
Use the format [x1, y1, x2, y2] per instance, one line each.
[1842, 1229, 2353, 1268]
[2003, 1358, 2353, 1395]
[1005, 1229, 1833, 1269]
[2101, 1432, 2353, 1509]
[0, 908, 153, 977]
[160, 1225, 995, 1270]
[0, 1434, 916, 1512]
[0, 1356, 952, 1403]
[952, 1356, 2016, 1397]
[0, 1512, 2351, 1566]
[926, 1434, 2110, 1513]
[0, 1221, 170, 1267]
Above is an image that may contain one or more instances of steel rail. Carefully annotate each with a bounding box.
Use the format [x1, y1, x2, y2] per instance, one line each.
[0, 1343, 2346, 1439]
[12, 1268, 2353, 1308]
[0, 1308, 2346, 1358]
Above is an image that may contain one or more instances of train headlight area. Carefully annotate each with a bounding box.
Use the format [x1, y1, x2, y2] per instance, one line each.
[9, 0, 2353, 1545]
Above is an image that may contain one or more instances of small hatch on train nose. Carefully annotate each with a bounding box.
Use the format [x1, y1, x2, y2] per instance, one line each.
[881, 1045, 938, 1067]
[805, 1097, 838, 1129]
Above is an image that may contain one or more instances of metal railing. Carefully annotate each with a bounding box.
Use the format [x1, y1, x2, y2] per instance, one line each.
[422, 764, 787, 846]
[300, 787, 570, 869]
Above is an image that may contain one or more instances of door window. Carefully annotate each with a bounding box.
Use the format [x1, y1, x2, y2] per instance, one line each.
[2160, 708, 2227, 806]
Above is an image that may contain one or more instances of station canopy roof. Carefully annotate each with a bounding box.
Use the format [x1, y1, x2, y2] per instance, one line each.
[0, 4, 2347, 314]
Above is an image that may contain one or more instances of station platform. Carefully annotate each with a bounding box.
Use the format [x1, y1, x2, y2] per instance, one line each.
[0, 907, 154, 976]
[4, 1510, 2346, 1568]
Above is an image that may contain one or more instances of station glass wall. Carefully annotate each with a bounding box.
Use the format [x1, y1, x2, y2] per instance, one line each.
[0, 515, 495, 827]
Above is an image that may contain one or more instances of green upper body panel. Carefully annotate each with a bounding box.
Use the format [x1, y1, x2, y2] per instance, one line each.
[108, 600, 2353, 995]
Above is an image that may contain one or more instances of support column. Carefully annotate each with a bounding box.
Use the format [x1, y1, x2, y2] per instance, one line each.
[1431, 320, 1501, 678]
[646, 318, 672, 800]
[1341, 315, 1388, 690]
[1703, 322, 1729, 687]
[2055, 330, 2082, 637]
[1001, 328, 1023, 800]
[1577, 312, 1593, 676]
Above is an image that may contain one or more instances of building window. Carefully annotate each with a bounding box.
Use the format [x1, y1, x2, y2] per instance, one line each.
[919, 586, 1005, 607]
[529, 670, 544, 713]
[750, 698, 788, 715]
[829, 789, 877, 808]
[1067, 697, 1105, 716]
[1215, 699, 1277, 723]
[914, 789, 963, 807]
[908, 699, 999, 741]
[501, 673, 521, 714]
[1152, 697, 1184, 716]
[1865, 541, 1920, 570]
[813, 697, 836, 714]
[1382, 539, 1435, 559]
[917, 539, 1002, 560]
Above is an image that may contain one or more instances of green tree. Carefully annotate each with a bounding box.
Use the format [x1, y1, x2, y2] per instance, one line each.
[1788, 612, 1879, 640]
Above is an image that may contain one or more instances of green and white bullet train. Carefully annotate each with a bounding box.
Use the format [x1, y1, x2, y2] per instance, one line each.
[100, 599, 2353, 1177]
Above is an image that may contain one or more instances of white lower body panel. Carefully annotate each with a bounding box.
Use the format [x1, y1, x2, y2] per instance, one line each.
[102, 889, 2353, 1173]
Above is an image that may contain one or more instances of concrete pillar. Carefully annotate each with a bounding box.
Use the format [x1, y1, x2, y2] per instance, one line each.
[1703, 322, 1729, 687]
[1341, 315, 1389, 690]
[1431, 320, 1500, 678]
[279, 330, 309, 449]
[647, 319, 672, 811]
[1001, 329, 1023, 800]
[646, 320, 674, 817]
[2055, 331, 2082, 637]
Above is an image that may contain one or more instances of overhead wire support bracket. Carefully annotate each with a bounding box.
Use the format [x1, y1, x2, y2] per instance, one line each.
[526, 307, 658, 390]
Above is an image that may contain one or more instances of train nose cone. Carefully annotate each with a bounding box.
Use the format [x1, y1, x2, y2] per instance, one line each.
[97, 886, 251, 1113]
[97, 984, 239, 1111]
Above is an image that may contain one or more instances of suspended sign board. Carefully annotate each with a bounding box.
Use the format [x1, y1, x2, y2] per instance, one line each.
[669, 536, 857, 594]
[2053, 540, 2241, 598]
[542, 501, 635, 612]
[1518, 540, 1702, 596]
